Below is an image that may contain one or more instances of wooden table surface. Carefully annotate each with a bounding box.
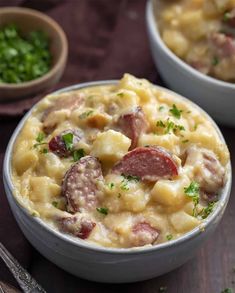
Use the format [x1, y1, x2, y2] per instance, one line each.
[0, 1, 234, 292]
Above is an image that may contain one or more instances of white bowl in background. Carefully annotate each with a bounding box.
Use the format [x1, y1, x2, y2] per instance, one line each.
[146, 0, 235, 127]
[3, 81, 232, 283]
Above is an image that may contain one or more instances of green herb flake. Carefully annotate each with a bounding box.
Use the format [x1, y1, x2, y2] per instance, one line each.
[223, 12, 230, 22]
[169, 104, 183, 119]
[0, 24, 51, 84]
[156, 120, 166, 128]
[34, 132, 47, 149]
[212, 56, 219, 66]
[121, 174, 140, 182]
[182, 139, 189, 144]
[96, 207, 109, 215]
[184, 181, 200, 217]
[166, 234, 173, 241]
[36, 132, 45, 143]
[107, 182, 115, 190]
[62, 133, 74, 151]
[31, 212, 37, 217]
[79, 110, 94, 119]
[120, 182, 130, 191]
[158, 106, 165, 111]
[117, 92, 124, 97]
[40, 148, 48, 154]
[221, 288, 233, 293]
[156, 119, 185, 134]
[73, 148, 85, 162]
[159, 286, 167, 292]
[200, 202, 217, 219]
[52, 201, 58, 208]
[194, 124, 198, 131]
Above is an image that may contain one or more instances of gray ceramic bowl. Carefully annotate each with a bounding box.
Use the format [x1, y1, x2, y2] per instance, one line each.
[3, 81, 232, 283]
[146, 0, 235, 127]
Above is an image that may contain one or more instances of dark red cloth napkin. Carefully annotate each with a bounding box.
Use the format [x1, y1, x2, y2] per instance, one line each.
[0, 0, 160, 118]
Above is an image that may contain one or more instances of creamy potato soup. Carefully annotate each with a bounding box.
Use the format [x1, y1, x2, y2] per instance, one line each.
[11, 74, 229, 248]
[156, 0, 235, 82]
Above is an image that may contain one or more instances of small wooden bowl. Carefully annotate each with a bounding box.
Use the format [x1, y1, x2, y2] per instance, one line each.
[0, 7, 68, 102]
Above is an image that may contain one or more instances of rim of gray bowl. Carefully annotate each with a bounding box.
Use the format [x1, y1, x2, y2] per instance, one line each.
[3, 80, 232, 255]
[146, 0, 235, 90]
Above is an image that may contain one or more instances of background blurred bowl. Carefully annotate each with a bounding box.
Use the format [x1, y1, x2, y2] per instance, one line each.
[0, 7, 68, 102]
[3, 80, 232, 283]
[146, 0, 235, 127]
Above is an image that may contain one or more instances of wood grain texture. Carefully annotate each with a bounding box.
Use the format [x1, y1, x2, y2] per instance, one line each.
[0, 0, 234, 292]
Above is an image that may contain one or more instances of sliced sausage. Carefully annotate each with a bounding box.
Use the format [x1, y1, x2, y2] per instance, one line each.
[62, 156, 103, 213]
[209, 32, 235, 57]
[117, 106, 148, 150]
[131, 222, 159, 247]
[49, 129, 82, 157]
[42, 93, 84, 133]
[185, 146, 225, 196]
[112, 146, 178, 182]
[58, 216, 96, 239]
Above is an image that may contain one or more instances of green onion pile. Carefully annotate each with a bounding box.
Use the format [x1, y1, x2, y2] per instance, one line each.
[0, 24, 51, 84]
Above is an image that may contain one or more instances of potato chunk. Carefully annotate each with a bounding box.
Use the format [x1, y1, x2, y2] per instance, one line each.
[151, 175, 190, 207]
[90, 130, 131, 163]
[169, 211, 200, 232]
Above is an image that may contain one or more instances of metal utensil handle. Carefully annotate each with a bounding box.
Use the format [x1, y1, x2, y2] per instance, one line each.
[0, 242, 46, 293]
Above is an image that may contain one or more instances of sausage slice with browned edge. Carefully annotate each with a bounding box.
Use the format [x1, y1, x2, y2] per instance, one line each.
[58, 216, 96, 239]
[42, 93, 84, 133]
[62, 156, 103, 213]
[112, 146, 178, 182]
[131, 222, 159, 247]
[49, 129, 82, 157]
[117, 106, 148, 150]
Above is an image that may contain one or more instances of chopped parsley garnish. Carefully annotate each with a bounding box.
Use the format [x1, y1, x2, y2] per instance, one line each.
[62, 133, 74, 151]
[159, 106, 165, 111]
[121, 174, 140, 182]
[31, 212, 37, 217]
[120, 174, 140, 191]
[212, 56, 219, 66]
[221, 289, 233, 293]
[96, 207, 109, 215]
[156, 119, 185, 134]
[117, 92, 124, 97]
[200, 202, 216, 219]
[169, 104, 183, 119]
[182, 139, 189, 144]
[156, 120, 165, 128]
[120, 181, 130, 191]
[0, 24, 51, 84]
[52, 201, 58, 208]
[79, 110, 94, 119]
[194, 124, 198, 131]
[36, 132, 45, 143]
[223, 12, 230, 22]
[73, 148, 85, 162]
[107, 182, 115, 190]
[40, 148, 48, 154]
[159, 286, 167, 292]
[166, 234, 173, 241]
[33, 132, 47, 149]
[184, 182, 200, 217]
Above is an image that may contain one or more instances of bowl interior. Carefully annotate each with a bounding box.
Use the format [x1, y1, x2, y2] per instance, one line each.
[3, 80, 232, 254]
[147, 0, 235, 90]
